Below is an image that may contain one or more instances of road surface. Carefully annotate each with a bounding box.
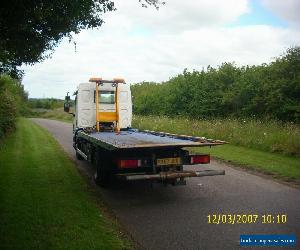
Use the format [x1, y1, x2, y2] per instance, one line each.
[32, 118, 300, 250]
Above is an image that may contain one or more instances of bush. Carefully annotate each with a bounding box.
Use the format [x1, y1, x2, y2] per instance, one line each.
[131, 47, 300, 122]
[0, 74, 28, 140]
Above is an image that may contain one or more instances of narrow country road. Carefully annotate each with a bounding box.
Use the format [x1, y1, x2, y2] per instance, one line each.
[32, 118, 299, 250]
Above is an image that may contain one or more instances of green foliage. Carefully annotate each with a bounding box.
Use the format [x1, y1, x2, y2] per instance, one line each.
[0, 119, 131, 249]
[28, 98, 69, 110]
[0, 75, 28, 140]
[133, 115, 300, 156]
[30, 108, 74, 123]
[195, 145, 300, 181]
[0, 0, 161, 77]
[133, 115, 300, 180]
[131, 47, 300, 122]
[0, 0, 115, 76]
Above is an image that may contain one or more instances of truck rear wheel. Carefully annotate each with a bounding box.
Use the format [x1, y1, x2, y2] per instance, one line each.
[94, 150, 111, 187]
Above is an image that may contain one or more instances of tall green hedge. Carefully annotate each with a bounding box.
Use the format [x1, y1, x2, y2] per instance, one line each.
[0, 75, 28, 140]
[131, 47, 300, 122]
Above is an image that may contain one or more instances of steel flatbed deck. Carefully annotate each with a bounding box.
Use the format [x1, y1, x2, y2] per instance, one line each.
[77, 129, 226, 150]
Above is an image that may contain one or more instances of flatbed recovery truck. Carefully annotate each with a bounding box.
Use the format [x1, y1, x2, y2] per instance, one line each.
[64, 77, 225, 187]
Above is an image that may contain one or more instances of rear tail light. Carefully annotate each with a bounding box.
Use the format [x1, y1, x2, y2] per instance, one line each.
[117, 159, 141, 169]
[190, 155, 210, 164]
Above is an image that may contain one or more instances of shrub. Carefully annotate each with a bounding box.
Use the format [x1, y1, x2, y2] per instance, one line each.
[0, 74, 28, 140]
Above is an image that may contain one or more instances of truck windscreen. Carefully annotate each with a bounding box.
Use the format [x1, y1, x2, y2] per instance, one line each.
[94, 91, 115, 104]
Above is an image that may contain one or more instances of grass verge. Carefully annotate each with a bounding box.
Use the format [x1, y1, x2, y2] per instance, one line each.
[133, 115, 300, 182]
[29, 108, 73, 123]
[192, 145, 300, 182]
[0, 118, 131, 249]
[133, 115, 300, 156]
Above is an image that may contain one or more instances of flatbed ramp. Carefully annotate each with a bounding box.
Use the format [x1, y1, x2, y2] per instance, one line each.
[78, 129, 225, 150]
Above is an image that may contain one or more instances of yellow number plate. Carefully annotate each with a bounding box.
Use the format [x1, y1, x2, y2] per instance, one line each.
[157, 157, 181, 166]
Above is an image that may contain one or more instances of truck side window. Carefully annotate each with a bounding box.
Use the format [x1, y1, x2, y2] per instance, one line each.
[94, 91, 115, 104]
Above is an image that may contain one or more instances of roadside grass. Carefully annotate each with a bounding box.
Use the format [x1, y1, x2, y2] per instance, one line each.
[0, 118, 131, 249]
[133, 115, 300, 181]
[30, 108, 73, 123]
[193, 145, 300, 181]
[133, 115, 300, 157]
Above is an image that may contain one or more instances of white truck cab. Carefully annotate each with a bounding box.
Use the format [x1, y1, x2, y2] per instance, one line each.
[73, 79, 132, 131]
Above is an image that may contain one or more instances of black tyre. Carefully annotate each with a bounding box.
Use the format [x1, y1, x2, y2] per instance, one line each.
[94, 150, 111, 187]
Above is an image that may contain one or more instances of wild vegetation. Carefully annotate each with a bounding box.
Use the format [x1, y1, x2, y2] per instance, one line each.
[195, 144, 300, 181]
[132, 47, 300, 122]
[133, 115, 300, 157]
[30, 107, 74, 123]
[130, 47, 300, 178]
[0, 119, 131, 249]
[133, 115, 300, 181]
[0, 75, 28, 140]
[28, 98, 65, 110]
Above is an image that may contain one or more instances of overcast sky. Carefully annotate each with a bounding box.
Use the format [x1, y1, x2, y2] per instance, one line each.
[21, 0, 300, 98]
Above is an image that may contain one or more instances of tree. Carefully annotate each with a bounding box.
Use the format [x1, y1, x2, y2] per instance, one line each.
[0, 74, 28, 139]
[0, 0, 162, 78]
[131, 47, 300, 122]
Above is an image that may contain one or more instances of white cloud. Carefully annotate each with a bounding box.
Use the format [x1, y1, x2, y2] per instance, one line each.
[261, 0, 300, 27]
[21, 0, 300, 98]
[113, 0, 249, 32]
